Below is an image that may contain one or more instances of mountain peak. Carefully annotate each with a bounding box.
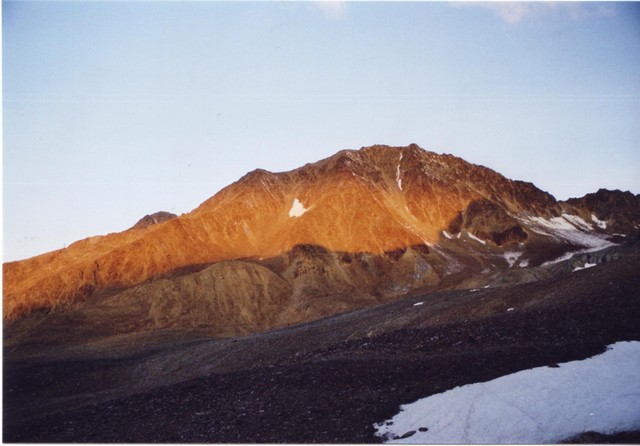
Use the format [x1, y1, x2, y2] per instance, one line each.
[131, 211, 177, 230]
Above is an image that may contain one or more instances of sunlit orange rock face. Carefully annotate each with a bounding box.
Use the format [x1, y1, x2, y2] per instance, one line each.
[3, 144, 564, 320]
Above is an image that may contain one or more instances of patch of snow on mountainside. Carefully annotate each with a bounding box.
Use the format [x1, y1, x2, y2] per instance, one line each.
[467, 232, 486, 245]
[503, 251, 521, 268]
[561, 213, 593, 231]
[542, 252, 576, 266]
[523, 214, 615, 259]
[288, 198, 308, 217]
[374, 341, 640, 444]
[528, 213, 596, 233]
[591, 214, 607, 229]
[396, 153, 403, 191]
[539, 229, 617, 265]
[573, 263, 597, 272]
[529, 215, 579, 231]
[442, 231, 453, 240]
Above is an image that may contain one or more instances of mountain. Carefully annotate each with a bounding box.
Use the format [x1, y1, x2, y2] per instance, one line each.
[4, 143, 640, 443]
[3, 144, 639, 340]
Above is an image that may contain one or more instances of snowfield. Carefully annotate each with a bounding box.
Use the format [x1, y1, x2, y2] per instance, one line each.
[374, 341, 640, 444]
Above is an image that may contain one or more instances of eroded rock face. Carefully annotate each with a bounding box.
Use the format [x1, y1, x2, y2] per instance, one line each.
[448, 199, 528, 246]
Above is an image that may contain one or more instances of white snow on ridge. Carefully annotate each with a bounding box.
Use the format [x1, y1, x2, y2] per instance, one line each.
[374, 341, 640, 444]
[288, 198, 308, 217]
[591, 213, 607, 229]
[442, 231, 453, 240]
[396, 153, 403, 191]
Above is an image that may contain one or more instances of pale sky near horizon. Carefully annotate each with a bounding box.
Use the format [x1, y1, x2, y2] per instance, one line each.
[3, 1, 640, 262]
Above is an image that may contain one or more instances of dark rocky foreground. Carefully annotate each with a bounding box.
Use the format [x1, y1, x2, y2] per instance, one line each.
[4, 252, 640, 443]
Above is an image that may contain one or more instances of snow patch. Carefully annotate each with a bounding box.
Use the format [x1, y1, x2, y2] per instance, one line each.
[528, 214, 592, 232]
[442, 231, 453, 240]
[591, 214, 607, 229]
[413, 301, 424, 306]
[288, 198, 308, 217]
[467, 232, 486, 245]
[519, 259, 529, 268]
[396, 153, 403, 191]
[542, 251, 578, 266]
[561, 213, 593, 231]
[573, 262, 597, 272]
[524, 214, 615, 264]
[541, 240, 614, 266]
[529, 215, 577, 231]
[503, 251, 521, 268]
[374, 341, 640, 444]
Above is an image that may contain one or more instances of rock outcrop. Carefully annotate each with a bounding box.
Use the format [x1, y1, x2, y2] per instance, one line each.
[563, 189, 640, 234]
[131, 212, 177, 230]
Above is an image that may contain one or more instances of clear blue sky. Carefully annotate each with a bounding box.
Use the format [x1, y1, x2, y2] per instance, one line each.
[3, 1, 640, 261]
